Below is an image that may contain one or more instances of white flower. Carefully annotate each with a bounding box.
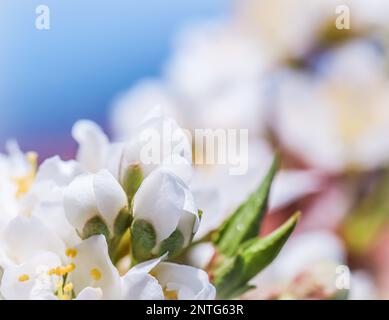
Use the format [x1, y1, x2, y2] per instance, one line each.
[0, 235, 122, 300]
[72, 120, 110, 173]
[237, 0, 389, 61]
[20, 155, 82, 209]
[74, 110, 192, 185]
[166, 20, 266, 101]
[273, 41, 389, 172]
[64, 170, 128, 238]
[0, 142, 37, 231]
[119, 109, 193, 183]
[0, 251, 62, 300]
[164, 20, 269, 136]
[237, 0, 339, 60]
[121, 255, 215, 300]
[0, 155, 83, 268]
[72, 120, 124, 177]
[69, 235, 121, 299]
[132, 168, 199, 258]
[1, 216, 67, 266]
[110, 79, 183, 141]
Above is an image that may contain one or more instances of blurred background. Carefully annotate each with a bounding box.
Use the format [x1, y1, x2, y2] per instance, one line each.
[0, 0, 231, 158]
[2, 0, 389, 299]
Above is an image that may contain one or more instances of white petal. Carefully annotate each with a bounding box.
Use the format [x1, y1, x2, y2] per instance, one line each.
[153, 262, 215, 300]
[177, 211, 198, 248]
[133, 170, 186, 245]
[142, 116, 192, 165]
[0, 251, 60, 300]
[76, 287, 103, 300]
[110, 80, 182, 141]
[160, 155, 193, 185]
[3, 216, 66, 264]
[269, 170, 323, 210]
[72, 120, 109, 173]
[93, 170, 128, 232]
[120, 114, 192, 178]
[35, 156, 83, 187]
[121, 254, 167, 300]
[63, 173, 99, 233]
[185, 243, 215, 269]
[105, 143, 125, 180]
[191, 183, 224, 241]
[71, 235, 121, 300]
[32, 202, 81, 248]
[121, 272, 163, 300]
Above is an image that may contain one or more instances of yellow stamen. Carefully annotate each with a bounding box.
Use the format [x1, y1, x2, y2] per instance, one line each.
[18, 274, 30, 282]
[63, 283, 74, 293]
[55, 266, 68, 276]
[90, 268, 102, 281]
[47, 268, 55, 276]
[13, 152, 38, 197]
[65, 248, 78, 258]
[65, 263, 76, 273]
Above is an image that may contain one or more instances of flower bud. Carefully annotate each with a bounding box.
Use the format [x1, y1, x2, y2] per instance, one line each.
[64, 170, 130, 240]
[131, 169, 199, 262]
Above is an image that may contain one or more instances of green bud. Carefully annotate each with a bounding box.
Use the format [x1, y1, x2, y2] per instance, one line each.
[131, 219, 156, 262]
[122, 163, 144, 203]
[214, 212, 300, 299]
[82, 216, 110, 240]
[213, 154, 280, 257]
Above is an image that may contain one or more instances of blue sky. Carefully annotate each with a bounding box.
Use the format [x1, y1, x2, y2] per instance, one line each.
[0, 0, 231, 158]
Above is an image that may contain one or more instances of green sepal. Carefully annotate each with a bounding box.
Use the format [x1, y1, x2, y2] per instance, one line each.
[82, 216, 110, 240]
[213, 155, 280, 257]
[214, 212, 300, 299]
[114, 207, 133, 236]
[159, 229, 184, 258]
[131, 219, 156, 262]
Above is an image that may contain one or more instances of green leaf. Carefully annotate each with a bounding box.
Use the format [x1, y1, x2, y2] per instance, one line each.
[213, 155, 280, 257]
[214, 212, 300, 299]
[122, 163, 144, 203]
[131, 219, 156, 262]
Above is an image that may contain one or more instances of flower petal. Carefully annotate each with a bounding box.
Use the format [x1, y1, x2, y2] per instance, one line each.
[0, 251, 61, 300]
[3, 216, 66, 264]
[93, 170, 128, 233]
[133, 170, 187, 245]
[76, 287, 103, 300]
[32, 202, 81, 248]
[63, 173, 99, 233]
[35, 156, 83, 187]
[121, 254, 167, 300]
[71, 235, 121, 300]
[153, 262, 216, 300]
[72, 120, 109, 173]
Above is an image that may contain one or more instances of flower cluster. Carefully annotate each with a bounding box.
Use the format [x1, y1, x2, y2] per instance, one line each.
[0, 110, 298, 300]
[0, 112, 216, 300]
